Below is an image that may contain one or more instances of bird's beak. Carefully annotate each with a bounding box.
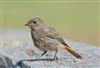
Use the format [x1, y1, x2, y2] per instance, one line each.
[25, 23, 28, 26]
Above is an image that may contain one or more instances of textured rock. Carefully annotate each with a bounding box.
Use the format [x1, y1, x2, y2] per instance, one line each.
[1, 42, 100, 68]
[0, 55, 14, 68]
[0, 30, 100, 68]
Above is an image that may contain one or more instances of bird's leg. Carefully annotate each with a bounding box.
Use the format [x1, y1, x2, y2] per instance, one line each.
[53, 49, 58, 60]
[35, 51, 47, 59]
[15, 51, 47, 66]
[40, 51, 47, 57]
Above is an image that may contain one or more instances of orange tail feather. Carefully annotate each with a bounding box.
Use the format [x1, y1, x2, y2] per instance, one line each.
[61, 45, 82, 58]
[64, 46, 82, 58]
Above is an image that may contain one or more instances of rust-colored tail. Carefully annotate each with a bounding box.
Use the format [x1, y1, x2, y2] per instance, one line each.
[64, 46, 82, 58]
[60, 45, 82, 58]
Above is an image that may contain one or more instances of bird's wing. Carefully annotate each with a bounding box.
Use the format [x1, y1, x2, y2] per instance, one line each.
[45, 27, 70, 47]
[45, 27, 82, 58]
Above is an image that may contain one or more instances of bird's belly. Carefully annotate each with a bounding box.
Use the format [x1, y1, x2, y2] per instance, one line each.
[33, 40, 59, 51]
[33, 40, 43, 50]
[42, 39, 60, 51]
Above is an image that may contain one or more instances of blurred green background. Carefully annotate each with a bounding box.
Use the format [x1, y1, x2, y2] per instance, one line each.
[0, 0, 99, 46]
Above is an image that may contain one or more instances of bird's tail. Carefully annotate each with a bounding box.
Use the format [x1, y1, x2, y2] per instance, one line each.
[60, 45, 82, 58]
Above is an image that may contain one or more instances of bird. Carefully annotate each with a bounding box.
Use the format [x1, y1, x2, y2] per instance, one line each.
[25, 17, 82, 60]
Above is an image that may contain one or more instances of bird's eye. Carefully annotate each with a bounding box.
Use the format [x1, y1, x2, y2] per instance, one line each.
[34, 21, 37, 24]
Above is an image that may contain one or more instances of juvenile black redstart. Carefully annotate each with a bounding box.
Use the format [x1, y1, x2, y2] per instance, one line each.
[25, 17, 82, 60]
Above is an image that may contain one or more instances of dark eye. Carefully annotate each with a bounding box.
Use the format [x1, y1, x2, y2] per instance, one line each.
[34, 21, 37, 24]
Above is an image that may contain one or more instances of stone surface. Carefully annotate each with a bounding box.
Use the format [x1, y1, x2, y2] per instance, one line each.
[0, 30, 100, 68]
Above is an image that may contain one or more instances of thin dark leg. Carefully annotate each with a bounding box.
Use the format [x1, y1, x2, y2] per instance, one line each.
[15, 51, 49, 67]
[40, 51, 47, 58]
[16, 51, 47, 62]
[53, 49, 58, 60]
[36, 51, 47, 59]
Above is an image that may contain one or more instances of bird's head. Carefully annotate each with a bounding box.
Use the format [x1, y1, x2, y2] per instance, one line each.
[25, 17, 45, 30]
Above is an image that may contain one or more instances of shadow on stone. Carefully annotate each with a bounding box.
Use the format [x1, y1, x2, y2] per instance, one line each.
[0, 56, 15, 68]
[15, 58, 68, 68]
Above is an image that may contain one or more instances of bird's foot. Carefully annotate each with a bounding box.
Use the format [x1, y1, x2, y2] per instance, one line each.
[53, 56, 58, 61]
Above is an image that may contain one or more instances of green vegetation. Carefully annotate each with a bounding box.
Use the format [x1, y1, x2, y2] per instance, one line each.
[0, 0, 99, 46]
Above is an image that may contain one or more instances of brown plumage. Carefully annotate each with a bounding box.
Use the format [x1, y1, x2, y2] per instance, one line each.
[25, 17, 82, 60]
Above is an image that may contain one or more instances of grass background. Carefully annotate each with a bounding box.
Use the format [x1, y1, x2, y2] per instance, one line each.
[0, 0, 99, 46]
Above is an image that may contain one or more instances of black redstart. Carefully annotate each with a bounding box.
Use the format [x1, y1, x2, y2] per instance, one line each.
[25, 17, 82, 60]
